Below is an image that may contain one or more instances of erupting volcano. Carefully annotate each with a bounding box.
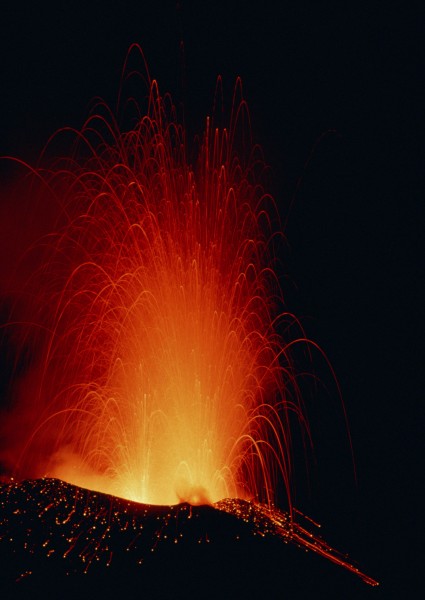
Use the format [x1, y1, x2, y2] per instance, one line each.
[0, 46, 377, 595]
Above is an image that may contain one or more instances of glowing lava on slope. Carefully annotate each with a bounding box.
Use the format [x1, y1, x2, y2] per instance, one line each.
[0, 46, 377, 588]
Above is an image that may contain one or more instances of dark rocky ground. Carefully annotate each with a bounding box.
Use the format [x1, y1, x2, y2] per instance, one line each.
[0, 478, 380, 599]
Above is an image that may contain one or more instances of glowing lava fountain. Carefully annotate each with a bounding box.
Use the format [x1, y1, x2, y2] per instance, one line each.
[1, 48, 378, 587]
[3, 57, 302, 511]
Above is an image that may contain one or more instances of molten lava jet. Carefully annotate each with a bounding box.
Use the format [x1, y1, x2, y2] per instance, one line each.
[0, 46, 378, 590]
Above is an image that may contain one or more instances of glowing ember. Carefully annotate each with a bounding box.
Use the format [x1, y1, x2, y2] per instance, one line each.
[0, 47, 377, 586]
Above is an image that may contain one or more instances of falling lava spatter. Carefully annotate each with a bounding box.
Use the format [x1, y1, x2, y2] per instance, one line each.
[0, 46, 378, 587]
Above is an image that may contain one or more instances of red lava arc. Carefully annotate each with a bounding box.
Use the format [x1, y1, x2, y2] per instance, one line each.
[1, 47, 377, 586]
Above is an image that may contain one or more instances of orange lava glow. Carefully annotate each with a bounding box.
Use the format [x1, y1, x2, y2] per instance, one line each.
[2, 49, 305, 509]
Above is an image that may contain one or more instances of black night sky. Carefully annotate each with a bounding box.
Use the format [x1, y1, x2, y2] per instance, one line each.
[0, 2, 423, 597]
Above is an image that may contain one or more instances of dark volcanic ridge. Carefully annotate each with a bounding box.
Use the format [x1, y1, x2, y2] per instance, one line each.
[0, 477, 287, 577]
[0, 478, 377, 599]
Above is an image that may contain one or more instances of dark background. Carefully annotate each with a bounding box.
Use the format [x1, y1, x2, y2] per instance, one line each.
[0, 1, 423, 597]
